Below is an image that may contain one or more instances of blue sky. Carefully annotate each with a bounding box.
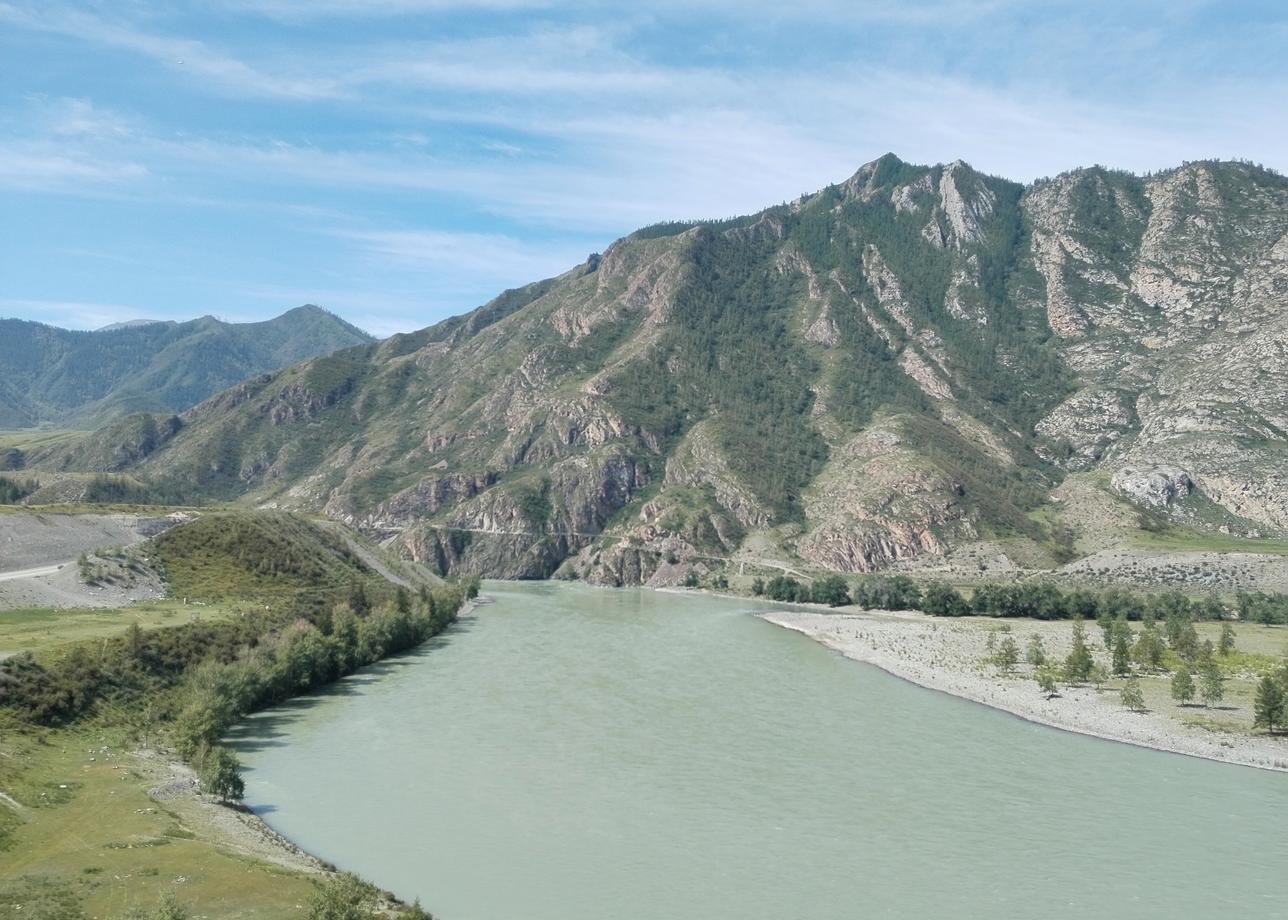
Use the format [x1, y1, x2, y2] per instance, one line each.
[2, 1, 1286, 337]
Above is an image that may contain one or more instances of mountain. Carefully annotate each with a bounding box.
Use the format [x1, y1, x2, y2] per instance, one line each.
[96, 319, 164, 331]
[0, 305, 373, 428]
[34, 156, 1288, 585]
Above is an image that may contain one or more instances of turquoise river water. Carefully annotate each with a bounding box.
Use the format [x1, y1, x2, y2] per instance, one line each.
[231, 581, 1288, 920]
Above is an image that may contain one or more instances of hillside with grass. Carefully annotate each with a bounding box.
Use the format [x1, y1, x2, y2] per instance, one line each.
[151, 512, 372, 602]
[33, 155, 1288, 588]
[0, 306, 372, 428]
[0, 510, 470, 917]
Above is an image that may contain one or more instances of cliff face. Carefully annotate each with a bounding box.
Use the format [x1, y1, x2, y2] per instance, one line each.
[90, 155, 1288, 582]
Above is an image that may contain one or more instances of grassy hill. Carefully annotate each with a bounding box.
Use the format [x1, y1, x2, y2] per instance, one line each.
[151, 511, 374, 602]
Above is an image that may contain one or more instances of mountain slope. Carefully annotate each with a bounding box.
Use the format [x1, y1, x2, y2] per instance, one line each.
[52, 155, 1288, 584]
[0, 305, 373, 427]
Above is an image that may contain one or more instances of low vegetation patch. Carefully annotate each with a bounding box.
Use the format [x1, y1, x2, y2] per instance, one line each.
[151, 512, 370, 602]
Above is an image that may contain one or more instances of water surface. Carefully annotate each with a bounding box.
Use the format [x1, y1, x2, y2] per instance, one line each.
[232, 581, 1288, 919]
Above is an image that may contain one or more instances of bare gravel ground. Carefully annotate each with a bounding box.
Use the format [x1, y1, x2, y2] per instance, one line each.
[760, 607, 1288, 773]
[0, 511, 178, 573]
[0, 511, 180, 609]
[0, 560, 166, 609]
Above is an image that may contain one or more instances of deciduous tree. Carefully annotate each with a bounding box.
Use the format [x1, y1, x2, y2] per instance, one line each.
[1121, 678, 1146, 712]
[1170, 665, 1194, 705]
[1199, 663, 1224, 707]
[996, 636, 1019, 675]
[199, 746, 245, 803]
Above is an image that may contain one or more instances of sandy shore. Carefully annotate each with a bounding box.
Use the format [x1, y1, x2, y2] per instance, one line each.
[759, 606, 1288, 773]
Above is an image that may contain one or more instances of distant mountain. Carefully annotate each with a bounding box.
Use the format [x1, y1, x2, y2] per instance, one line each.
[0, 306, 373, 427]
[96, 319, 164, 331]
[35, 156, 1288, 585]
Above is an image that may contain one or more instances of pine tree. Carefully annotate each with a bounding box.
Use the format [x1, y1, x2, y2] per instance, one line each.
[1063, 620, 1093, 684]
[1218, 621, 1236, 657]
[1133, 626, 1164, 671]
[349, 581, 370, 617]
[126, 622, 143, 660]
[1025, 633, 1046, 666]
[1252, 675, 1285, 733]
[1112, 633, 1132, 676]
[996, 636, 1020, 675]
[1170, 665, 1195, 705]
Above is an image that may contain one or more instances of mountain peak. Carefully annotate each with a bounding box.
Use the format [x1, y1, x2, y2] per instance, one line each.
[96, 319, 165, 332]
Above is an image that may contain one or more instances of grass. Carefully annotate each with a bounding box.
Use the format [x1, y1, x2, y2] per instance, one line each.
[0, 501, 198, 516]
[0, 429, 88, 451]
[0, 511, 447, 918]
[1132, 527, 1288, 556]
[0, 721, 316, 918]
[0, 600, 241, 659]
[152, 512, 373, 602]
[962, 615, 1287, 736]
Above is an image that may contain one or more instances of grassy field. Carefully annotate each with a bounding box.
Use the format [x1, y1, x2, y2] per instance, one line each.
[1159, 620, 1286, 733]
[0, 720, 317, 918]
[966, 616, 1288, 736]
[0, 429, 87, 451]
[0, 600, 242, 659]
[0, 501, 197, 516]
[1131, 527, 1288, 556]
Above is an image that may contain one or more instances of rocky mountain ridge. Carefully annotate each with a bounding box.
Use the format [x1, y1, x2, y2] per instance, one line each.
[28, 155, 1288, 586]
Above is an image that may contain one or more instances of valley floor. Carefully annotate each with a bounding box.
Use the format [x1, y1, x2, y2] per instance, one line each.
[758, 606, 1288, 773]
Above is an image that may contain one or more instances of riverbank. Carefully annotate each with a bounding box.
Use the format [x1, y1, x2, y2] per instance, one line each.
[757, 605, 1288, 773]
[207, 595, 478, 874]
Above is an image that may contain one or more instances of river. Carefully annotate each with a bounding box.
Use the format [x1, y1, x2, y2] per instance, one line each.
[230, 580, 1288, 919]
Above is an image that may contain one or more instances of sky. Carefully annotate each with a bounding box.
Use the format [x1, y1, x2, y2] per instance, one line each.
[2, 1, 1286, 337]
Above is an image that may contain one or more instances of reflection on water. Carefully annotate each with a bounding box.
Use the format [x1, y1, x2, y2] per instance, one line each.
[232, 581, 1288, 920]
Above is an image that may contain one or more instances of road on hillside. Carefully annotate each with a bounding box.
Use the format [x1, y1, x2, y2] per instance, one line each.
[0, 563, 66, 582]
[415, 524, 812, 579]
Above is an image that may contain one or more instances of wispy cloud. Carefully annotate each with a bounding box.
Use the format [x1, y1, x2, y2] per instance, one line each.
[337, 227, 591, 279]
[0, 143, 148, 191]
[0, 298, 148, 330]
[2, 0, 1285, 335]
[0, 2, 342, 99]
